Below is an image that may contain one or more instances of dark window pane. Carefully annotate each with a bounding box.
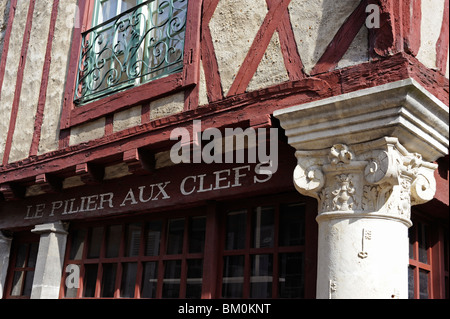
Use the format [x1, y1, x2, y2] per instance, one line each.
[252, 206, 274, 248]
[189, 217, 206, 253]
[225, 210, 246, 250]
[141, 262, 158, 298]
[418, 222, 429, 264]
[222, 255, 244, 298]
[408, 266, 415, 299]
[279, 204, 305, 246]
[101, 263, 117, 297]
[251, 254, 273, 298]
[125, 223, 142, 257]
[27, 242, 39, 268]
[11, 271, 24, 296]
[69, 229, 86, 260]
[145, 221, 162, 256]
[419, 269, 429, 299]
[120, 262, 137, 298]
[87, 227, 104, 258]
[163, 260, 182, 298]
[409, 225, 415, 259]
[279, 253, 304, 298]
[186, 259, 203, 298]
[167, 219, 184, 255]
[106, 225, 122, 258]
[15, 244, 27, 268]
[83, 264, 98, 297]
[22, 271, 34, 297]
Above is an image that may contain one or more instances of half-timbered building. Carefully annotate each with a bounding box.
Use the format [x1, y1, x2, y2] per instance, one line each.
[0, 0, 448, 299]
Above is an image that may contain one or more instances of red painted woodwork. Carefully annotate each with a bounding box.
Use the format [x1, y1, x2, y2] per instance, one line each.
[2, 0, 36, 166]
[436, 0, 449, 74]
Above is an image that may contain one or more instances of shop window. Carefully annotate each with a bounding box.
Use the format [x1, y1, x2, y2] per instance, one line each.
[62, 214, 206, 298]
[220, 202, 308, 298]
[409, 215, 449, 299]
[4, 233, 40, 299]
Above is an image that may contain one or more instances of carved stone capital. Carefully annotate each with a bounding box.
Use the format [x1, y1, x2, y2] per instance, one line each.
[294, 137, 437, 226]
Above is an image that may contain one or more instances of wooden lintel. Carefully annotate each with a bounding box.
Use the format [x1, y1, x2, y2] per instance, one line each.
[75, 163, 105, 185]
[123, 148, 155, 175]
[35, 174, 63, 193]
[0, 183, 26, 201]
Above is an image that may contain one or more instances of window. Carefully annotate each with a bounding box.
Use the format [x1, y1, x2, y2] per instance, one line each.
[75, 0, 188, 104]
[61, 0, 200, 129]
[409, 214, 449, 299]
[61, 213, 206, 298]
[4, 233, 40, 299]
[220, 202, 310, 298]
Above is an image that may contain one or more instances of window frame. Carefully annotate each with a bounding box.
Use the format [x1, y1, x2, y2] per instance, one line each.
[3, 232, 40, 299]
[217, 193, 317, 299]
[60, 0, 201, 130]
[409, 211, 449, 299]
[59, 208, 207, 299]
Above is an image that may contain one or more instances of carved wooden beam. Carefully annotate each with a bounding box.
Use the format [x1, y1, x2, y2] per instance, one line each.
[123, 148, 155, 175]
[35, 174, 63, 193]
[75, 163, 105, 185]
[0, 183, 26, 201]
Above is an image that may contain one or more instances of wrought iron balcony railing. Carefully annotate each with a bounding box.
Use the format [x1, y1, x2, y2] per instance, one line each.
[74, 0, 188, 104]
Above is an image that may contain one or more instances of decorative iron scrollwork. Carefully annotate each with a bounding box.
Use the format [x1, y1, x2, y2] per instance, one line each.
[74, 0, 188, 104]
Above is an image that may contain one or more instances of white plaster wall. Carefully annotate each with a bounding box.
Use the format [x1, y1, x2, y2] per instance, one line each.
[69, 117, 105, 146]
[288, 0, 364, 74]
[38, 0, 78, 155]
[149, 92, 185, 120]
[247, 32, 289, 92]
[113, 104, 142, 133]
[416, 0, 445, 71]
[0, 0, 11, 58]
[209, 0, 268, 96]
[9, 0, 53, 163]
[0, 0, 30, 162]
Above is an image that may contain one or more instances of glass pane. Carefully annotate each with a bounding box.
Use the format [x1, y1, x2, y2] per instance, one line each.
[22, 271, 34, 297]
[409, 225, 415, 259]
[141, 262, 158, 298]
[225, 210, 247, 250]
[120, 0, 139, 13]
[88, 227, 104, 258]
[189, 217, 206, 253]
[145, 221, 162, 256]
[83, 264, 98, 297]
[408, 266, 415, 299]
[251, 254, 273, 298]
[125, 223, 142, 257]
[101, 263, 117, 297]
[419, 269, 429, 299]
[222, 255, 244, 298]
[252, 207, 274, 248]
[15, 244, 28, 268]
[69, 229, 86, 260]
[99, 0, 118, 23]
[186, 259, 203, 298]
[418, 222, 429, 264]
[163, 260, 182, 298]
[279, 203, 305, 246]
[120, 262, 137, 298]
[11, 271, 24, 296]
[106, 225, 122, 258]
[279, 253, 304, 298]
[27, 242, 39, 268]
[167, 219, 185, 255]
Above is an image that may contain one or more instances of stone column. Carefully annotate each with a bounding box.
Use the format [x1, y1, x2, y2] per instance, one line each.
[30, 221, 68, 299]
[294, 138, 436, 298]
[0, 231, 12, 299]
[274, 79, 449, 299]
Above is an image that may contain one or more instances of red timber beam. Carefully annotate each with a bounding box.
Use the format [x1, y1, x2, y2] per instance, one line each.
[436, 0, 449, 73]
